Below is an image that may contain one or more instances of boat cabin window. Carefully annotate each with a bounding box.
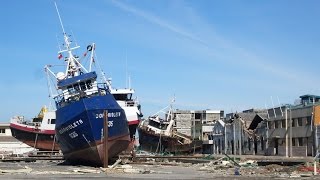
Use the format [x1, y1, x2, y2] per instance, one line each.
[0, 129, 5, 134]
[33, 117, 42, 123]
[113, 93, 132, 101]
[149, 120, 168, 130]
[51, 119, 56, 124]
[67, 80, 94, 95]
[127, 93, 132, 100]
[80, 82, 86, 91]
[67, 85, 75, 94]
[113, 94, 127, 101]
[86, 80, 92, 89]
[73, 84, 80, 92]
[47, 119, 56, 124]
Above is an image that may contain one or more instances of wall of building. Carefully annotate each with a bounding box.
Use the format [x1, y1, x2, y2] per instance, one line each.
[0, 124, 12, 136]
[255, 120, 268, 155]
[267, 105, 314, 157]
[174, 110, 223, 140]
[314, 105, 320, 125]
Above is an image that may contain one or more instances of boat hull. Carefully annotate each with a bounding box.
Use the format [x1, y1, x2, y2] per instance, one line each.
[10, 124, 60, 151]
[138, 128, 202, 153]
[55, 95, 130, 166]
[63, 134, 130, 166]
[121, 106, 141, 139]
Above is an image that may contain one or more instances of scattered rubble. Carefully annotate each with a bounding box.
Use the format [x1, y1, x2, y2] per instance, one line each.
[0, 166, 32, 174]
[0, 154, 319, 179]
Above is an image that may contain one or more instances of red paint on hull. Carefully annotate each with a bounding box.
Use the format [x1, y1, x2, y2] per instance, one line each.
[10, 125, 60, 151]
[63, 134, 130, 166]
[128, 120, 139, 125]
[20, 140, 60, 151]
[10, 123, 55, 134]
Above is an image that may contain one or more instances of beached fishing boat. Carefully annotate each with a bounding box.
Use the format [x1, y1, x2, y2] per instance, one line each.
[107, 80, 143, 139]
[138, 100, 202, 153]
[10, 87, 142, 153]
[44, 3, 130, 166]
[10, 106, 59, 151]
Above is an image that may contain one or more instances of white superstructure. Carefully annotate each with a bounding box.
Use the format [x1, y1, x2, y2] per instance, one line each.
[107, 79, 142, 126]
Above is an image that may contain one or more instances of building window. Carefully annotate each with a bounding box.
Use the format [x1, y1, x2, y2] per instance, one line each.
[0, 129, 5, 134]
[202, 113, 206, 120]
[298, 118, 303, 126]
[298, 138, 303, 146]
[281, 119, 286, 128]
[292, 138, 296, 146]
[268, 122, 272, 129]
[222, 140, 225, 150]
[291, 119, 295, 127]
[275, 121, 279, 129]
[306, 116, 311, 125]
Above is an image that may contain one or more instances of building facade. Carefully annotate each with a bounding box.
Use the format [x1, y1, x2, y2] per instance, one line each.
[209, 109, 267, 155]
[266, 95, 320, 157]
[172, 109, 224, 154]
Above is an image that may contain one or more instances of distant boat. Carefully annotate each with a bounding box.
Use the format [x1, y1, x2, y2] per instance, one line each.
[107, 79, 143, 139]
[10, 106, 59, 151]
[138, 100, 202, 153]
[109, 86, 143, 152]
[44, 2, 130, 166]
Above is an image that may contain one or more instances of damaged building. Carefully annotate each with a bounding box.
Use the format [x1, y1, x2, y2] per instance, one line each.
[208, 94, 320, 157]
[172, 110, 224, 154]
[266, 94, 320, 157]
[210, 109, 267, 155]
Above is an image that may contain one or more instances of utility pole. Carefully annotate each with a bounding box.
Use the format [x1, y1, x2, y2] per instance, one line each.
[289, 106, 292, 157]
[233, 121, 236, 155]
[224, 123, 227, 154]
[193, 117, 196, 154]
[313, 107, 319, 156]
[239, 119, 242, 155]
[266, 119, 269, 150]
[285, 107, 288, 157]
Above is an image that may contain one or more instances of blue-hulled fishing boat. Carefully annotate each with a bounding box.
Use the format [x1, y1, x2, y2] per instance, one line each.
[44, 2, 130, 166]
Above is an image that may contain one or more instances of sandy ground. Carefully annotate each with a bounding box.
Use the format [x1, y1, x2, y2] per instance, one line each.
[0, 160, 319, 180]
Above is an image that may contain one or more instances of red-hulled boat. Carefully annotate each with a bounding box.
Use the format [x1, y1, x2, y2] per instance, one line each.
[10, 107, 59, 151]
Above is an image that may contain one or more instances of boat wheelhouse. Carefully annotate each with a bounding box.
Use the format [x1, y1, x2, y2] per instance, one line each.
[109, 85, 143, 139]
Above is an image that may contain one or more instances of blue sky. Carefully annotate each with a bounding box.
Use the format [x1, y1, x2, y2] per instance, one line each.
[0, 0, 320, 121]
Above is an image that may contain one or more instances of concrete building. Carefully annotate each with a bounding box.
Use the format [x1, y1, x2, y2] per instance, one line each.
[201, 95, 320, 157]
[254, 118, 268, 155]
[172, 109, 224, 154]
[207, 119, 225, 154]
[0, 123, 12, 136]
[266, 95, 320, 157]
[173, 110, 224, 139]
[210, 109, 267, 156]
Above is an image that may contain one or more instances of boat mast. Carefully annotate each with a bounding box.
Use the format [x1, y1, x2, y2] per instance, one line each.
[54, 2, 88, 78]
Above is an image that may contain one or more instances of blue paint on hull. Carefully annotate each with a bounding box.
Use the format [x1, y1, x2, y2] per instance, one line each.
[55, 94, 130, 164]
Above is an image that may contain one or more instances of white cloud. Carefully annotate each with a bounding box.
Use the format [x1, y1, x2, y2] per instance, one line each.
[110, 0, 209, 47]
[109, 0, 316, 85]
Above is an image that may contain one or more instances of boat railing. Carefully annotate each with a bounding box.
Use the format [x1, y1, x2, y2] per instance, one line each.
[54, 83, 110, 108]
[11, 116, 27, 124]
